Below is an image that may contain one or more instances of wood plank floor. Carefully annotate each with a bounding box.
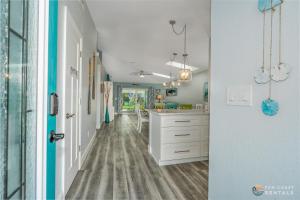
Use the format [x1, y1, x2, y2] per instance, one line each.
[66, 114, 208, 200]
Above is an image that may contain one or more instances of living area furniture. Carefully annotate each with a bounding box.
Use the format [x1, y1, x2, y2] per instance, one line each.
[136, 107, 149, 133]
[178, 104, 193, 109]
[154, 103, 164, 109]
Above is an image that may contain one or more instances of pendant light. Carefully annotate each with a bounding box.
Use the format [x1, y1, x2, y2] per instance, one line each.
[162, 73, 181, 88]
[169, 20, 192, 81]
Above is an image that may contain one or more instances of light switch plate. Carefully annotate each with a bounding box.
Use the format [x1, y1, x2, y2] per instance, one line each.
[227, 85, 253, 106]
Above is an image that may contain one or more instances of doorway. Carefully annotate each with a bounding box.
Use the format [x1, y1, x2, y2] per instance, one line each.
[56, 7, 82, 198]
[121, 88, 148, 112]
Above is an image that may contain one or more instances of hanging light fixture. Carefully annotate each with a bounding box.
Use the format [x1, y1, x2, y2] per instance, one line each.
[162, 53, 181, 88]
[162, 71, 181, 88]
[169, 20, 192, 81]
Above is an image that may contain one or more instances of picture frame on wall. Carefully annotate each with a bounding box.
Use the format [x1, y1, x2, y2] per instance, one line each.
[87, 58, 92, 114]
[166, 88, 177, 96]
[203, 82, 209, 102]
[92, 52, 96, 99]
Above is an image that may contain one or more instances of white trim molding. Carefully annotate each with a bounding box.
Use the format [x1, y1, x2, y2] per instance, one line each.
[36, 0, 49, 199]
[80, 131, 97, 168]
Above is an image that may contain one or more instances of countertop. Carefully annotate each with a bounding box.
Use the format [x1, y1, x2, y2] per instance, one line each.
[148, 109, 209, 116]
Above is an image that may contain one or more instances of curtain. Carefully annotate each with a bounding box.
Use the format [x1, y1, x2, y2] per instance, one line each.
[115, 84, 122, 113]
[147, 87, 155, 109]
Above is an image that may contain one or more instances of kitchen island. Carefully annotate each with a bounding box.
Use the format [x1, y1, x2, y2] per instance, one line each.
[148, 109, 209, 166]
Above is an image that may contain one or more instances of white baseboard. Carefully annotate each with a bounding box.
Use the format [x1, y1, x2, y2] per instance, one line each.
[80, 131, 96, 167]
[149, 151, 208, 166]
[56, 192, 64, 200]
[158, 156, 209, 166]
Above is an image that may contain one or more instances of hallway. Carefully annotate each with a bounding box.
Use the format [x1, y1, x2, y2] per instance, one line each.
[66, 115, 208, 200]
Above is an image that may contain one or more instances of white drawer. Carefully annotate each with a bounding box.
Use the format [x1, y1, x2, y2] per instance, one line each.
[161, 127, 200, 144]
[161, 115, 209, 127]
[161, 142, 201, 160]
[161, 126, 209, 144]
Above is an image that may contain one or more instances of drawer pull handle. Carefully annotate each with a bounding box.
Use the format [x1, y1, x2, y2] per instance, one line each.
[174, 134, 191, 137]
[174, 150, 190, 154]
[174, 120, 191, 123]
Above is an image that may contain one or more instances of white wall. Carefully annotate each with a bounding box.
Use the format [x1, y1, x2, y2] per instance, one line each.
[209, 0, 300, 199]
[56, 0, 98, 198]
[165, 71, 209, 104]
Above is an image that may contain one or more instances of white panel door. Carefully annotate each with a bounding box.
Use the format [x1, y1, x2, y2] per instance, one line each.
[64, 10, 81, 193]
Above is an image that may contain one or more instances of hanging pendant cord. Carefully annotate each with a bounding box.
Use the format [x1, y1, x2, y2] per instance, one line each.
[269, 7, 274, 99]
[278, 3, 282, 65]
[184, 25, 187, 54]
[262, 11, 266, 70]
[171, 24, 186, 36]
[183, 25, 187, 70]
[171, 23, 188, 70]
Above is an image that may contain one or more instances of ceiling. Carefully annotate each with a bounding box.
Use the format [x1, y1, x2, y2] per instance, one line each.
[86, 0, 211, 83]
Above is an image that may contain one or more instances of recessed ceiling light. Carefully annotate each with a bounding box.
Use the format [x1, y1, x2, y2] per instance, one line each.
[166, 61, 198, 71]
[152, 72, 171, 79]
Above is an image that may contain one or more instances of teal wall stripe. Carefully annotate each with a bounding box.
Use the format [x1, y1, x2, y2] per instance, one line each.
[47, 0, 58, 199]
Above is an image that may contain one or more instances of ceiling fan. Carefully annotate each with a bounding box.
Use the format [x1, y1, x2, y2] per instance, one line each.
[130, 70, 171, 79]
[130, 70, 153, 78]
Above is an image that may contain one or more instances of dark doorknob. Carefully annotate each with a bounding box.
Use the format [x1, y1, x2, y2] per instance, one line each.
[66, 113, 75, 119]
[49, 130, 64, 143]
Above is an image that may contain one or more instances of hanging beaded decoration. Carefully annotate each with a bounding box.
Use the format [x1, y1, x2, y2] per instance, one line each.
[254, 11, 270, 84]
[261, 3, 279, 116]
[271, 3, 290, 82]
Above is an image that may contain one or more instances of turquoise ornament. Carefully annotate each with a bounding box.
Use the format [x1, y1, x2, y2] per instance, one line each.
[261, 99, 279, 116]
[258, 0, 282, 12]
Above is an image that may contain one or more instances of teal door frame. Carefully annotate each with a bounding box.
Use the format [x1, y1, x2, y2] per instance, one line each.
[47, 0, 58, 199]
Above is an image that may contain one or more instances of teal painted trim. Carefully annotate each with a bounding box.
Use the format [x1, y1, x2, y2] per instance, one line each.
[47, 0, 58, 199]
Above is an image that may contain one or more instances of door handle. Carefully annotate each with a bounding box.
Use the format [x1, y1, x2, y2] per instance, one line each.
[174, 120, 191, 123]
[66, 113, 75, 119]
[174, 150, 190, 154]
[49, 130, 64, 143]
[174, 134, 191, 137]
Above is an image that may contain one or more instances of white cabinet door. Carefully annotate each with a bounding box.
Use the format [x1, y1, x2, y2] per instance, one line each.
[161, 115, 209, 127]
[161, 142, 201, 160]
[161, 126, 201, 144]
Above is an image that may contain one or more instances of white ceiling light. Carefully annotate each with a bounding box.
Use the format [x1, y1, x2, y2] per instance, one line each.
[165, 61, 198, 71]
[152, 72, 170, 79]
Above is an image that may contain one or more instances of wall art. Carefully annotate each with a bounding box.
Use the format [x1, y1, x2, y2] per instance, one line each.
[87, 58, 91, 114]
[92, 52, 96, 99]
[203, 82, 209, 102]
